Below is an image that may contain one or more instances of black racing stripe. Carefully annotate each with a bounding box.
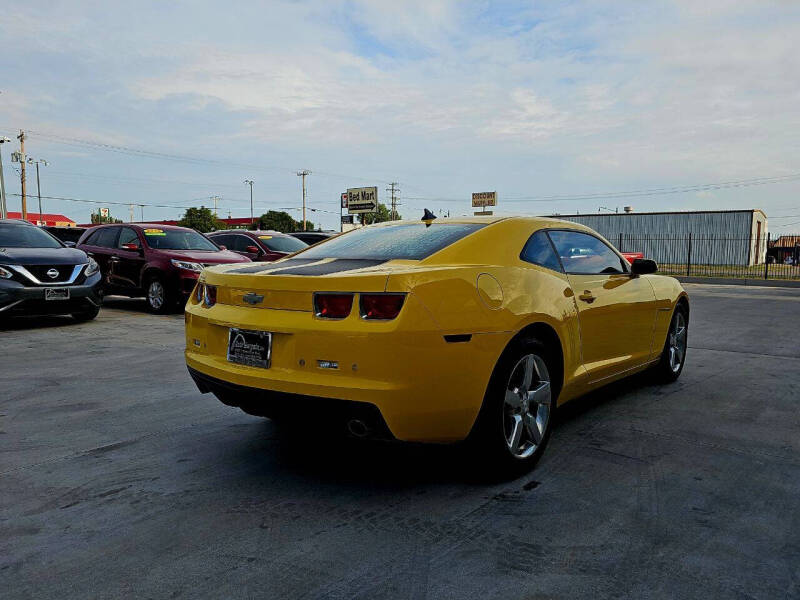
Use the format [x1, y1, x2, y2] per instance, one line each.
[225, 258, 321, 274]
[273, 259, 388, 276]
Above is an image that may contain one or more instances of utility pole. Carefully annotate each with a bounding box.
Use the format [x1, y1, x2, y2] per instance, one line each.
[296, 170, 311, 230]
[0, 136, 10, 219]
[244, 180, 254, 227]
[129, 204, 135, 222]
[386, 182, 400, 220]
[140, 204, 144, 221]
[18, 130, 27, 220]
[28, 158, 48, 222]
[211, 195, 220, 218]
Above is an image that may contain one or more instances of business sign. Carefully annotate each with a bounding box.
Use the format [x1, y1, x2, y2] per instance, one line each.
[341, 193, 348, 209]
[347, 187, 378, 214]
[471, 191, 497, 208]
[100, 207, 110, 218]
[474, 210, 493, 216]
[341, 214, 354, 225]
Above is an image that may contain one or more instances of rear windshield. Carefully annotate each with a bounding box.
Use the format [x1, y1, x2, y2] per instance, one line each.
[142, 228, 219, 251]
[298, 223, 483, 260]
[0, 224, 62, 248]
[262, 235, 308, 253]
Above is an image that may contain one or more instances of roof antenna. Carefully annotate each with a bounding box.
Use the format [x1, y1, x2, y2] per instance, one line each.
[422, 208, 437, 223]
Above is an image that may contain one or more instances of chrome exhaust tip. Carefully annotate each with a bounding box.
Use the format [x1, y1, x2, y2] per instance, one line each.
[347, 419, 370, 438]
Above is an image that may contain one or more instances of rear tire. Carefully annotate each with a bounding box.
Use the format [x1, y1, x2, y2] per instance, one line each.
[72, 305, 100, 322]
[469, 336, 557, 479]
[146, 274, 175, 314]
[650, 303, 689, 383]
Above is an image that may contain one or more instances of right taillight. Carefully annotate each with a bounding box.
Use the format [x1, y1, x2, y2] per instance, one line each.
[359, 293, 406, 320]
[314, 293, 353, 319]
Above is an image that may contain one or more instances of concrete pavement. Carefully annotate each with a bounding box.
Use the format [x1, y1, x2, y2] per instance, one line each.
[1, 285, 798, 599]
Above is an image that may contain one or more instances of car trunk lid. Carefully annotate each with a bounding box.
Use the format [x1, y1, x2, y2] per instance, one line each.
[202, 257, 420, 311]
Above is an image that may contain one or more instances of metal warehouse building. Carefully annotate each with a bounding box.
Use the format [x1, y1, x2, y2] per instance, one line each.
[550, 209, 768, 266]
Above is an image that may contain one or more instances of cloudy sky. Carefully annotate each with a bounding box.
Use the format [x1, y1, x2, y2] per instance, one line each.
[1, 1, 799, 231]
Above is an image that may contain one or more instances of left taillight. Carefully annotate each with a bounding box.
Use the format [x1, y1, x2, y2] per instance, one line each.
[359, 293, 406, 320]
[314, 293, 353, 319]
[195, 283, 217, 307]
[203, 284, 217, 307]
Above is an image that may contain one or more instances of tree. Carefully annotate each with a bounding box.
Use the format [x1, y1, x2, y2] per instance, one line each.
[258, 210, 298, 233]
[90, 210, 122, 224]
[359, 203, 398, 225]
[178, 206, 225, 233]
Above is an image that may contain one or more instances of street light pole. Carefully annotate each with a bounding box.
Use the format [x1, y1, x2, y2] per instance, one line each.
[0, 136, 10, 219]
[244, 179, 254, 228]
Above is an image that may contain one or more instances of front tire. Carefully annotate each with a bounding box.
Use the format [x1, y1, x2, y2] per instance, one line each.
[146, 274, 175, 314]
[651, 303, 688, 383]
[470, 336, 557, 478]
[72, 305, 100, 322]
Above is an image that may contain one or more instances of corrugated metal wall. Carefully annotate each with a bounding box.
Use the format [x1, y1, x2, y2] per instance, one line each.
[553, 211, 762, 265]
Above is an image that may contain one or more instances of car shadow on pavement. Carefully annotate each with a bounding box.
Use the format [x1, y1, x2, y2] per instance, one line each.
[0, 314, 81, 331]
[225, 373, 661, 488]
[100, 296, 153, 313]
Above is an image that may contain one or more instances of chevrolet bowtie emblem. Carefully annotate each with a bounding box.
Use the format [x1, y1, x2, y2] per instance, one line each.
[242, 292, 264, 305]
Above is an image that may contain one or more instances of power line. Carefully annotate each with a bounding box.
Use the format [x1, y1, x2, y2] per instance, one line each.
[404, 172, 800, 204]
[0, 126, 399, 185]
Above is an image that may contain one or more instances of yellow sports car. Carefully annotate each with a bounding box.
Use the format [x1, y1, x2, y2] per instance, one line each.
[185, 214, 688, 474]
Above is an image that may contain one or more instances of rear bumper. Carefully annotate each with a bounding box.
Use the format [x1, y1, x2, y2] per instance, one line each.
[184, 299, 510, 443]
[188, 366, 395, 440]
[0, 273, 103, 316]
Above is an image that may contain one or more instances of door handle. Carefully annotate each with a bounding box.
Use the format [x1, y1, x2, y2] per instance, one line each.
[578, 290, 596, 303]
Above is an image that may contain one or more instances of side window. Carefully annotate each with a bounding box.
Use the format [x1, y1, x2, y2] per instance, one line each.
[117, 227, 141, 248]
[212, 234, 231, 249]
[520, 230, 563, 272]
[84, 229, 101, 245]
[232, 235, 255, 252]
[94, 227, 120, 248]
[548, 230, 626, 275]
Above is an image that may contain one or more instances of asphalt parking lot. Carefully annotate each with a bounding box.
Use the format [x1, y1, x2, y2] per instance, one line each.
[2, 284, 799, 599]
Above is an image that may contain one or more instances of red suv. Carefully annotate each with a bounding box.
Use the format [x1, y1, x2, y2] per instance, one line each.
[76, 223, 250, 313]
[206, 230, 308, 262]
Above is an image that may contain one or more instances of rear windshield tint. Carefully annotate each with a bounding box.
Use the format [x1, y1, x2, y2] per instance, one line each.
[298, 223, 484, 261]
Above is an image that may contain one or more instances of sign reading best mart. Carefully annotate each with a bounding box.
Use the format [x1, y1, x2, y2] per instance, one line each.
[472, 191, 497, 207]
[347, 187, 378, 214]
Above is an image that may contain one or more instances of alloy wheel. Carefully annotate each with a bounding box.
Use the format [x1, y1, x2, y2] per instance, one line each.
[148, 280, 164, 310]
[503, 354, 551, 459]
[668, 311, 687, 373]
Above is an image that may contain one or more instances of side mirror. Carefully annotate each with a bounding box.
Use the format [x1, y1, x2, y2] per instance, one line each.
[631, 258, 658, 275]
[245, 245, 260, 254]
[64, 241, 76, 248]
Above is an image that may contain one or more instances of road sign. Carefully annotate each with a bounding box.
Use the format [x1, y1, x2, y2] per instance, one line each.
[341, 193, 348, 209]
[347, 187, 378, 214]
[341, 214, 354, 224]
[100, 207, 110, 218]
[472, 191, 497, 208]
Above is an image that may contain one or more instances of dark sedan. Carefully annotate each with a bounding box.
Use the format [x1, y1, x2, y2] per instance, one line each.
[0, 219, 102, 321]
[207, 230, 308, 262]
